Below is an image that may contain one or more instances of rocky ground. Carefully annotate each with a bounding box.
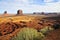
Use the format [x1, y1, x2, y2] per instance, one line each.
[0, 15, 60, 40]
[44, 28, 60, 40]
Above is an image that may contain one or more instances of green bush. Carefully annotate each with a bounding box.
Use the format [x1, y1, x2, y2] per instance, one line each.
[40, 26, 54, 35]
[11, 27, 44, 40]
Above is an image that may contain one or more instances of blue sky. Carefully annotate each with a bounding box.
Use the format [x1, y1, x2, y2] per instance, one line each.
[0, 0, 60, 14]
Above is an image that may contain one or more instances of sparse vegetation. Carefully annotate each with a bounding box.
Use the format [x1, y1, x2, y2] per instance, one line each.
[52, 23, 60, 29]
[11, 27, 45, 40]
[0, 15, 60, 40]
[40, 26, 54, 35]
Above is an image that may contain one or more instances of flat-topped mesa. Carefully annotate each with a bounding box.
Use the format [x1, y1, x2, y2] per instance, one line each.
[3, 11, 9, 16]
[16, 10, 23, 15]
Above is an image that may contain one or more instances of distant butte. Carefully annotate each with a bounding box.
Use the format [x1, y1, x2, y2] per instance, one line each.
[3, 11, 9, 16]
[16, 9, 23, 15]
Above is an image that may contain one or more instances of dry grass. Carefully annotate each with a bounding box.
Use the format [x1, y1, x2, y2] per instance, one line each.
[0, 15, 60, 40]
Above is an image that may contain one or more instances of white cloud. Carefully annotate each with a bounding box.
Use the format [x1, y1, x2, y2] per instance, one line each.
[0, 0, 60, 13]
[14, 0, 29, 4]
[44, 0, 54, 2]
[22, 0, 28, 2]
[25, 1, 60, 13]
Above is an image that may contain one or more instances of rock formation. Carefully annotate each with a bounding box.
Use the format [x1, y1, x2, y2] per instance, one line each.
[16, 9, 23, 15]
[3, 11, 9, 16]
[41, 12, 44, 15]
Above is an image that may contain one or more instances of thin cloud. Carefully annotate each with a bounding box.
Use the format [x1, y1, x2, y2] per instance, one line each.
[0, 0, 60, 13]
[44, 0, 53, 2]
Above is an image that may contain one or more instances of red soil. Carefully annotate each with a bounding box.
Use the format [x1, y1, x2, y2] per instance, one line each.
[44, 29, 60, 40]
[0, 18, 60, 40]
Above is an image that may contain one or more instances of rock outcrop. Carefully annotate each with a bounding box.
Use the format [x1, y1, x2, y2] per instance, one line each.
[16, 10, 23, 15]
[3, 11, 9, 16]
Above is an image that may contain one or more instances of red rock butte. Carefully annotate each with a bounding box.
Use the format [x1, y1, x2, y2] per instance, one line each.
[2, 11, 9, 16]
[16, 9, 23, 15]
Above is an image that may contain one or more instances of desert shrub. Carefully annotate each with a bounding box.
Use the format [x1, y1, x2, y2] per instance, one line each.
[40, 26, 54, 35]
[52, 23, 60, 29]
[11, 27, 44, 40]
